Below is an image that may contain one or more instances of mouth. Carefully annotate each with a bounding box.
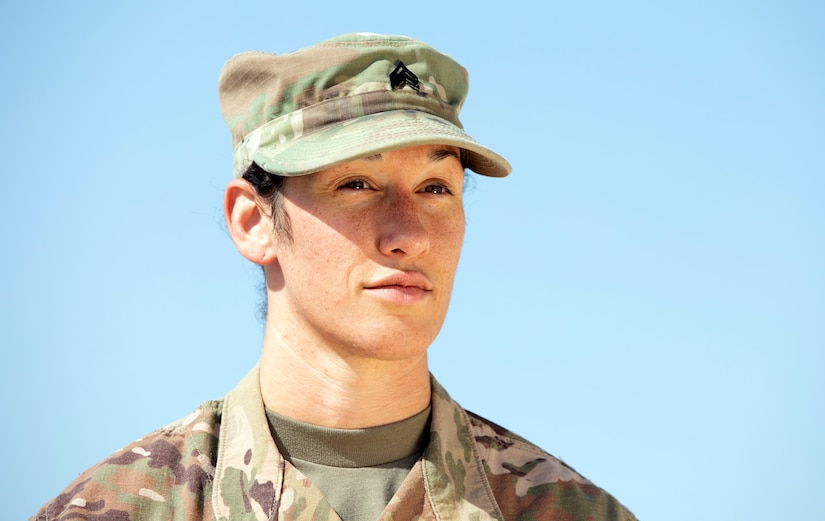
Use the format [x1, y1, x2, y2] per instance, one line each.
[363, 272, 433, 304]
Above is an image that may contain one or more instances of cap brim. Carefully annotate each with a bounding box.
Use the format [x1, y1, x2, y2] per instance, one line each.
[247, 110, 511, 178]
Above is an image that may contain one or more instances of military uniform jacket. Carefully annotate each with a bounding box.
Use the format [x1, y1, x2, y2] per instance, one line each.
[34, 366, 637, 521]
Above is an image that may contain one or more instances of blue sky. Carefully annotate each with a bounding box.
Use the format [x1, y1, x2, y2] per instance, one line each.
[2, 1, 823, 519]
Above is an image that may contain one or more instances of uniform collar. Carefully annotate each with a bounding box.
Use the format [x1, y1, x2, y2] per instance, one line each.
[211, 364, 504, 521]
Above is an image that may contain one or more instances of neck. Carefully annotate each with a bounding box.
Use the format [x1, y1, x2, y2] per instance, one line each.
[259, 325, 431, 429]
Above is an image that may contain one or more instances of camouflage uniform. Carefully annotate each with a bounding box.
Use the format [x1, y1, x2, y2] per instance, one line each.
[34, 366, 636, 521]
[35, 35, 638, 520]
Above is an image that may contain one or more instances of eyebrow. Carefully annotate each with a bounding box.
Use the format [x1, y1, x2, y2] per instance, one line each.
[428, 148, 461, 163]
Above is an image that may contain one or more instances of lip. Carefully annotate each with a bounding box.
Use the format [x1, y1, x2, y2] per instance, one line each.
[363, 271, 433, 304]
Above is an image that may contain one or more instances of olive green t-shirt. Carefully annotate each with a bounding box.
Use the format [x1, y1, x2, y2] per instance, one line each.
[265, 407, 431, 521]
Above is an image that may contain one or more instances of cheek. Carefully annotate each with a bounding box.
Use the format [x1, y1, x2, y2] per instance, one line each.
[431, 209, 466, 265]
[444, 206, 466, 243]
[285, 211, 365, 289]
[297, 223, 351, 271]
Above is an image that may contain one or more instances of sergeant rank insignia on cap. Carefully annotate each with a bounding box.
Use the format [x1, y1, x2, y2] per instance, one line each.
[389, 61, 420, 92]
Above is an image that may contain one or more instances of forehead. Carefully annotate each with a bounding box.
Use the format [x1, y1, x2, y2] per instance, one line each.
[316, 144, 464, 175]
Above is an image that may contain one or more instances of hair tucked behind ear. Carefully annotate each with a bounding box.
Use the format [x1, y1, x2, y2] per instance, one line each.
[239, 162, 292, 323]
[241, 162, 292, 243]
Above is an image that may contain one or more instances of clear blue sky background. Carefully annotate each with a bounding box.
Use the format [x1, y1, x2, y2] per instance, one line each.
[2, 1, 822, 519]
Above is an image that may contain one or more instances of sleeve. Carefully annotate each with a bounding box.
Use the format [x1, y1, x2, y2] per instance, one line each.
[32, 404, 221, 521]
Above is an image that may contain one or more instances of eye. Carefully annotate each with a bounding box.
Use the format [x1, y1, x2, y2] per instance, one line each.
[421, 183, 451, 195]
[339, 178, 370, 191]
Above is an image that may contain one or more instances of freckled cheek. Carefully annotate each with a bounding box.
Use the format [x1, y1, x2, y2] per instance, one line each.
[286, 215, 349, 278]
[430, 212, 465, 264]
[304, 227, 353, 268]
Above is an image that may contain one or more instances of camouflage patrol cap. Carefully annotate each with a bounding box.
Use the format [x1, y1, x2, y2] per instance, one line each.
[218, 33, 511, 178]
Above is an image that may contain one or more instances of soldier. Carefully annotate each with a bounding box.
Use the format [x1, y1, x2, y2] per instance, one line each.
[33, 33, 636, 521]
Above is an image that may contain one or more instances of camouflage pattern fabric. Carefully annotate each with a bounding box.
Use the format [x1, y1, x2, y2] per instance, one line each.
[218, 33, 511, 178]
[33, 366, 637, 520]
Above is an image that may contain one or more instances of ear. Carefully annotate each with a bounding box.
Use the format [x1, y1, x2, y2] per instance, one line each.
[224, 178, 279, 265]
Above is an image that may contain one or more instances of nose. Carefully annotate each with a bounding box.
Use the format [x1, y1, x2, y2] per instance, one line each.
[377, 191, 430, 258]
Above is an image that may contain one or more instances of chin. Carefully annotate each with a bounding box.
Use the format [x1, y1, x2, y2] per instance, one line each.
[345, 331, 438, 362]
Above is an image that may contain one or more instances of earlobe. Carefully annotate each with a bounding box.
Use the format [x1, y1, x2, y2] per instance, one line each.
[224, 179, 278, 265]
